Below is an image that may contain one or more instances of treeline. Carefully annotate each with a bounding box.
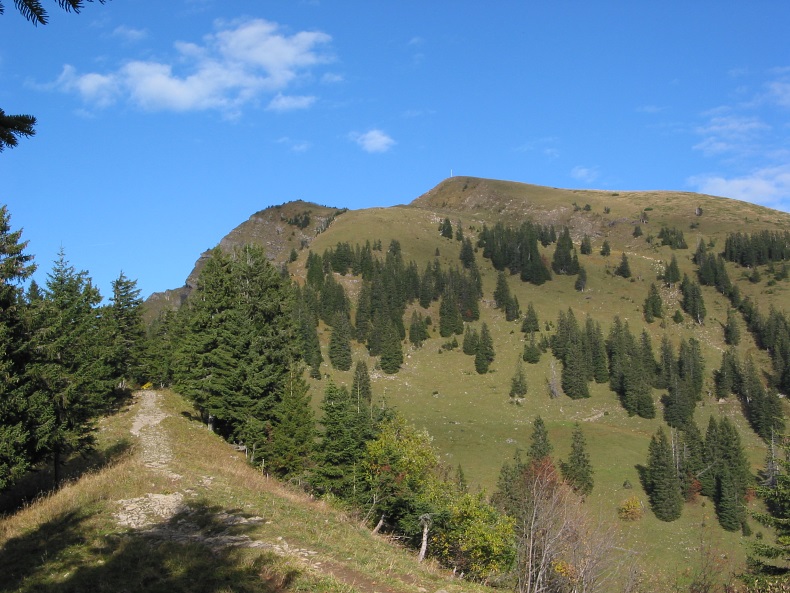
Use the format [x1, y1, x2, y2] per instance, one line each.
[0, 206, 148, 490]
[723, 230, 790, 267]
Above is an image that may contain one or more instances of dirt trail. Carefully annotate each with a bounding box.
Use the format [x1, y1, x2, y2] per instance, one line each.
[115, 390, 422, 593]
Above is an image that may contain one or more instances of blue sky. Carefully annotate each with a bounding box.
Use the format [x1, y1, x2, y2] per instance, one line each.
[1, 1, 790, 299]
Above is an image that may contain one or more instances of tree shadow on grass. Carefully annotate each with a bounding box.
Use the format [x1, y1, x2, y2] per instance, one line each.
[0, 501, 301, 593]
[0, 439, 133, 515]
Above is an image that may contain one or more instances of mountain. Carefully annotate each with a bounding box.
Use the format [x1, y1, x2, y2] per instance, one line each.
[144, 176, 790, 585]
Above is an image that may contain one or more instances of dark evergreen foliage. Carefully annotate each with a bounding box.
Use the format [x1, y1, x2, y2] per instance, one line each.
[643, 283, 663, 322]
[561, 424, 593, 496]
[474, 322, 495, 374]
[600, 240, 611, 256]
[551, 227, 579, 275]
[645, 427, 683, 522]
[614, 252, 632, 278]
[657, 226, 688, 249]
[528, 416, 553, 462]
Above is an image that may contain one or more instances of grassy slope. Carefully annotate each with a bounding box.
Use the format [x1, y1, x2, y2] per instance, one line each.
[0, 391, 489, 593]
[294, 177, 790, 586]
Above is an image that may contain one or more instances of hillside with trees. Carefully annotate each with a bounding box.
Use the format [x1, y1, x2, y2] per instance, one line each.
[4, 176, 790, 590]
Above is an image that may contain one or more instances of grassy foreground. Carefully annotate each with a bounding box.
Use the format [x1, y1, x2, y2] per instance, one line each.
[0, 390, 486, 593]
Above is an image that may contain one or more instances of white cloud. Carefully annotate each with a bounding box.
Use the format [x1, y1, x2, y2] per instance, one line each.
[321, 72, 344, 84]
[53, 18, 332, 114]
[350, 129, 395, 153]
[688, 164, 790, 210]
[266, 93, 316, 112]
[693, 114, 769, 156]
[277, 137, 311, 152]
[111, 25, 148, 42]
[570, 166, 599, 183]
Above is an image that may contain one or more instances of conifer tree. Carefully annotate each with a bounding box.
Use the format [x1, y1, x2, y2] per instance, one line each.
[105, 271, 146, 388]
[645, 427, 683, 522]
[574, 266, 587, 292]
[724, 307, 741, 345]
[379, 317, 404, 374]
[475, 322, 495, 374]
[509, 359, 528, 399]
[459, 237, 475, 269]
[664, 255, 681, 287]
[462, 325, 479, 355]
[0, 206, 36, 490]
[714, 348, 740, 400]
[26, 250, 112, 485]
[521, 302, 540, 334]
[522, 333, 542, 364]
[580, 234, 592, 255]
[528, 416, 553, 463]
[561, 334, 590, 399]
[600, 240, 611, 256]
[266, 366, 315, 478]
[551, 227, 579, 275]
[351, 360, 372, 409]
[585, 317, 609, 384]
[493, 271, 512, 310]
[561, 423, 594, 496]
[643, 283, 663, 322]
[408, 311, 428, 347]
[314, 381, 372, 498]
[439, 217, 453, 238]
[615, 252, 632, 278]
[328, 312, 353, 371]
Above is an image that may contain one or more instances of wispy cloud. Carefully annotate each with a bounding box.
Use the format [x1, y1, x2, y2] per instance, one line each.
[693, 114, 769, 157]
[51, 18, 333, 115]
[350, 129, 395, 153]
[277, 136, 311, 152]
[111, 25, 148, 42]
[266, 93, 316, 112]
[688, 164, 790, 209]
[636, 104, 667, 114]
[571, 166, 599, 183]
[516, 136, 560, 159]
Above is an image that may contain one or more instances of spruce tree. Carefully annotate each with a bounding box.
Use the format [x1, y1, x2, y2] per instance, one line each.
[580, 235, 592, 255]
[509, 359, 528, 399]
[600, 240, 611, 256]
[521, 302, 540, 334]
[328, 312, 352, 371]
[26, 250, 112, 485]
[493, 271, 511, 310]
[475, 322, 495, 374]
[408, 311, 428, 347]
[379, 318, 403, 374]
[664, 255, 681, 287]
[574, 266, 587, 292]
[724, 308, 741, 345]
[522, 333, 542, 364]
[351, 360, 372, 409]
[643, 283, 663, 322]
[561, 334, 590, 399]
[314, 381, 371, 498]
[0, 205, 36, 491]
[552, 227, 578, 274]
[462, 325, 479, 355]
[266, 366, 315, 478]
[561, 423, 594, 496]
[615, 252, 632, 278]
[105, 271, 146, 388]
[528, 416, 553, 462]
[645, 427, 683, 522]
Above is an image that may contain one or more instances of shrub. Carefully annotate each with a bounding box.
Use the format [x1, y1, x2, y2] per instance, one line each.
[617, 496, 644, 521]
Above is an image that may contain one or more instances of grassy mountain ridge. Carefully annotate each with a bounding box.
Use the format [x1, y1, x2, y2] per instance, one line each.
[142, 176, 790, 586]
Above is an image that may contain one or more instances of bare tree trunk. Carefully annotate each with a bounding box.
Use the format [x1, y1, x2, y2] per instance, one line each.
[418, 514, 431, 562]
[372, 514, 385, 534]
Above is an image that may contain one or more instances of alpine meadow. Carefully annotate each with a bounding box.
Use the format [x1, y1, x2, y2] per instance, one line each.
[3, 172, 790, 591]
